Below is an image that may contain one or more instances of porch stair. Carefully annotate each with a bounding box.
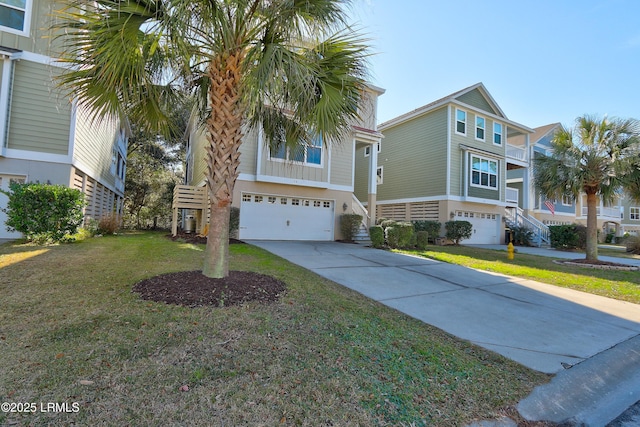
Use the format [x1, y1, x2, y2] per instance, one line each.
[505, 207, 550, 247]
[351, 194, 371, 245]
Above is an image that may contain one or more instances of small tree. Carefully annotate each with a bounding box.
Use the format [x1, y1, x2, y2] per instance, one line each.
[340, 214, 363, 242]
[2, 183, 85, 243]
[445, 220, 472, 245]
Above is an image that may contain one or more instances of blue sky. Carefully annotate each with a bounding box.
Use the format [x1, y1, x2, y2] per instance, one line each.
[349, 0, 640, 129]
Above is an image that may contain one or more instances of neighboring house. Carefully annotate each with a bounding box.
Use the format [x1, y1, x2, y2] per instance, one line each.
[0, 0, 128, 240]
[178, 84, 385, 240]
[354, 83, 533, 244]
[517, 123, 627, 240]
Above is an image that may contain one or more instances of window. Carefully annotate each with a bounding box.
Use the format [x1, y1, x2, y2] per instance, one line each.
[242, 194, 252, 202]
[291, 199, 300, 206]
[631, 207, 640, 221]
[280, 198, 288, 205]
[323, 201, 331, 208]
[376, 166, 383, 185]
[562, 195, 573, 206]
[364, 142, 381, 157]
[254, 195, 263, 203]
[268, 196, 276, 204]
[470, 155, 498, 190]
[475, 116, 485, 141]
[493, 122, 503, 145]
[270, 134, 322, 165]
[0, 0, 30, 34]
[456, 109, 466, 135]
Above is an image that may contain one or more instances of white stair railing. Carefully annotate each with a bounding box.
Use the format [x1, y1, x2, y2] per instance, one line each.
[505, 207, 550, 246]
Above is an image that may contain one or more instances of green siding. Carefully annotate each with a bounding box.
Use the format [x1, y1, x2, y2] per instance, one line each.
[73, 104, 121, 188]
[456, 89, 498, 115]
[377, 107, 448, 201]
[0, 0, 64, 56]
[7, 61, 70, 154]
[354, 145, 370, 201]
[329, 139, 353, 187]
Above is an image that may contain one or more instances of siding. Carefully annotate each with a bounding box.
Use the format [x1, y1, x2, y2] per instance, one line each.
[238, 126, 258, 175]
[353, 145, 370, 201]
[329, 139, 353, 187]
[7, 60, 70, 154]
[377, 107, 448, 201]
[0, 0, 63, 55]
[73, 103, 121, 190]
[456, 89, 498, 115]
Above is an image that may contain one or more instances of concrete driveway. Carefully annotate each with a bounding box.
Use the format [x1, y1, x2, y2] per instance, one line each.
[249, 241, 640, 425]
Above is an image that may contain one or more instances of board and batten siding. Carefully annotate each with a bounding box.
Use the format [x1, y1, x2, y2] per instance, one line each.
[377, 107, 448, 201]
[7, 61, 70, 155]
[329, 139, 353, 187]
[72, 103, 122, 189]
[455, 89, 498, 115]
[0, 0, 63, 55]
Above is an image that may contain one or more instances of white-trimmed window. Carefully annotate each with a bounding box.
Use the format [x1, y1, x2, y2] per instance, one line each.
[631, 207, 640, 220]
[376, 166, 383, 185]
[475, 116, 485, 141]
[455, 109, 466, 135]
[470, 155, 498, 190]
[364, 142, 381, 157]
[270, 134, 323, 166]
[562, 195, 573, 206]
[493, 122, 503, 145]
[0, 0, 31, 35]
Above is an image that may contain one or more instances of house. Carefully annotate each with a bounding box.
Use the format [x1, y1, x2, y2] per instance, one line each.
[354, 83, 533, 245]
[0, 0, 128, 240]
[178, 84, 385, 240]
[517, 123, 627, 241]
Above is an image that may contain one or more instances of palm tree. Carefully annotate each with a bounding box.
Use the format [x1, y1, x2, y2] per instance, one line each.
[533, 115, 640, 261]
[54, 0, 369, 278]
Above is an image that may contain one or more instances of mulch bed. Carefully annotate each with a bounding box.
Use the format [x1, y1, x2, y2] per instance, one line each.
[167, 231, 244, 245]
[133, 270, 286, 308]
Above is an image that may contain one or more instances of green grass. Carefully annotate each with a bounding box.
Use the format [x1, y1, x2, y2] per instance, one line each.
[0, 232, 549, 426]
[398, 245, 640, 304]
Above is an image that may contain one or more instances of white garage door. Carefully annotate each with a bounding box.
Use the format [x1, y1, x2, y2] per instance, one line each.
[456, 211, 499, 244]
[0, 175, 26, 240]
[239, 193, 334, 240]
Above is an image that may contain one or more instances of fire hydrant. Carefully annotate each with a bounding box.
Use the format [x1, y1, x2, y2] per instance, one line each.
[507, 241, 515, 260]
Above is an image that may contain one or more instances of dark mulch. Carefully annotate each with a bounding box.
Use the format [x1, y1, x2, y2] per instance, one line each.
[133, 270, 286, 308]
[562, 258, 634, 267]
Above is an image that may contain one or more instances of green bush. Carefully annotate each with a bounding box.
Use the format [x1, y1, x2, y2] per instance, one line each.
[412, 220, 441, 242]
[385, 222, 414, 248]
[230, 207, 240, 238]
[1, 182, 85, 243]
[340, 214, 363, 242]
[416, 231, 429, 250]
[445, 220, 473, 245]
[379, 219, 398, 229]
[549, 224, 587, 250]
[509, 225, 534, 246]
[369, 225, 384, 248]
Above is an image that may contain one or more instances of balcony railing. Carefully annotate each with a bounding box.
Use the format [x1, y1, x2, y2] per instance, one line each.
[580, 206, 622, 219]
[506, 144, 528, 163]
[506, 187, 519, 205]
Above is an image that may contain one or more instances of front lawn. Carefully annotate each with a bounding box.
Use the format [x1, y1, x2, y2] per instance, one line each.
[398, 245, 640, 304]
[0, 232, 548, 426]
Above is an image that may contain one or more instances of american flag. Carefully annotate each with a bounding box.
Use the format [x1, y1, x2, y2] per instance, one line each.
[544, 199, 555, 215]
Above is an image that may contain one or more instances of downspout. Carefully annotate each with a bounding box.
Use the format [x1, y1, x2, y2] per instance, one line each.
[0, 52, 17, 156]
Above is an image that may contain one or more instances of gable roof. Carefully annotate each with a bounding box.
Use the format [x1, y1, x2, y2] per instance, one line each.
[530, 123, 561, 145]
[379, 83, 517, 131]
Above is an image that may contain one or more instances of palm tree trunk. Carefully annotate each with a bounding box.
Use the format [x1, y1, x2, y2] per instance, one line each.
[202, 52, 244, 278]
[585, 192, 598, 261]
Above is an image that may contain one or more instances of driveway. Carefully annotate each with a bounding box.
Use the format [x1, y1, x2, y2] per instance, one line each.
[249, 241, 640, 425]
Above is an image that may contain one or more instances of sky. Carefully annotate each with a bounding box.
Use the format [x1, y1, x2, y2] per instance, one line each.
[348, 0, 640, 129]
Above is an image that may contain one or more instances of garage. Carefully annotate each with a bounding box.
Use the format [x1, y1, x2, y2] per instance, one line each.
[239, 193, 334, 240]
[455, 211, 500, 244]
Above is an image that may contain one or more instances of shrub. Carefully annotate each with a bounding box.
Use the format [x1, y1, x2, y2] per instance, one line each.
[1, 182, 85, 243]
[625, 236, 640, 254]
[230, 207, 240, 238]
[445, 220, 473, 245]
[375, 217, 388, 225]
[385, 222, 414, 248]
[97, 213, 121, 235]
[510, 225, 534, 246]
[340, 214, 363, 242]
[369, 225, 384, 248]
[412, 220, 441, 242]
[379, 219, 398, 229]
[416, 231, 429, 250]
[549, 224, 587, 250]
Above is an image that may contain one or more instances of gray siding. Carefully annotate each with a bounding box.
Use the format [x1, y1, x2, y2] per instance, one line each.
[377, 107, 448, 201]
[7, 61, 70, 154]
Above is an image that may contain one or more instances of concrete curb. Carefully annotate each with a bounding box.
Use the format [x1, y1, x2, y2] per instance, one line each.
[517, 334, 640, 426]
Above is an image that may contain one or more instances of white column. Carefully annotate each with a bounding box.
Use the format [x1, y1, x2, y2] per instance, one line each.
[367, 142, 379, 227]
